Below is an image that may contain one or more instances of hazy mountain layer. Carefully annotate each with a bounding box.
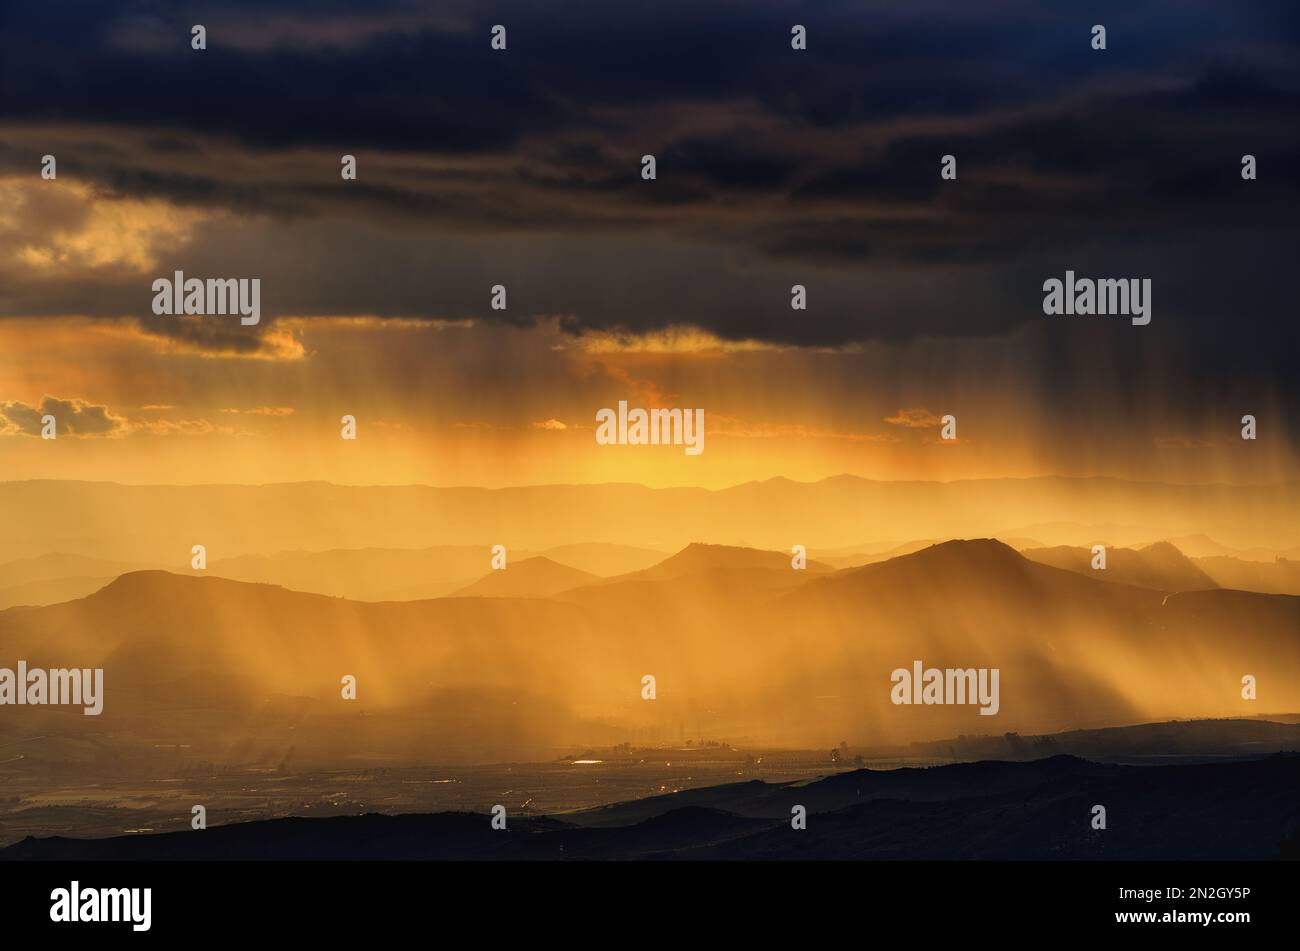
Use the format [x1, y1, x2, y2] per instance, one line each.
[1021, 542, 1217, 591]
[2, 540, 1296, 762]
[3, 477, 1296, 564]
[453, 557, 600, 598]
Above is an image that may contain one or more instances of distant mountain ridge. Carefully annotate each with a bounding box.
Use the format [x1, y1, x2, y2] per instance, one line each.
[452, 557, 600, 598]
[2, 476, 1295, 563]
[1021, 541, 1217, 592]
[0, 541, 670, 605]
[596, 542, 834, 584]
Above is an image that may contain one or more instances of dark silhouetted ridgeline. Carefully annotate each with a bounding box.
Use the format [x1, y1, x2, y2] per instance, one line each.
[6, 753, 1297, 861]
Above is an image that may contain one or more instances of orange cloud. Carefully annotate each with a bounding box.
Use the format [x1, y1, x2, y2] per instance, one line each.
[222, 406, 296, 416]
[1, 177, 211, 274]
[707, 413, 898, 443]
[129, 417, 242, 436]
[0, 395, 126, 437]
[883, 408, 943, 429]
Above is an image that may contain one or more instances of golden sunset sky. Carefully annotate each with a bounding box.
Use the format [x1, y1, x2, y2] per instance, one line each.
[2, 304, 1294, 489]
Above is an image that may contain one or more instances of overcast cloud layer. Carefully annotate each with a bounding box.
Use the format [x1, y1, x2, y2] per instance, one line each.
[0, 0, 1295, 439]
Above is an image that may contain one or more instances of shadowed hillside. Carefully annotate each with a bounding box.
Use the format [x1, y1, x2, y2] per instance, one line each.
[6, 754, 1296, 861]
[2, 541, 1297, 763]
[907, 717, 1300, 762]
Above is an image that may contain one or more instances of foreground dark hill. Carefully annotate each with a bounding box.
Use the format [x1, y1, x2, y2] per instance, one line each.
[906, 716, 1300, 763]
[6, 754, 1296, 861]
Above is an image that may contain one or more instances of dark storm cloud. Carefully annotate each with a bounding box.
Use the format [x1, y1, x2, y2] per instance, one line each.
[6, 0, 1285, 145]
[0, 0, 1296, 375]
